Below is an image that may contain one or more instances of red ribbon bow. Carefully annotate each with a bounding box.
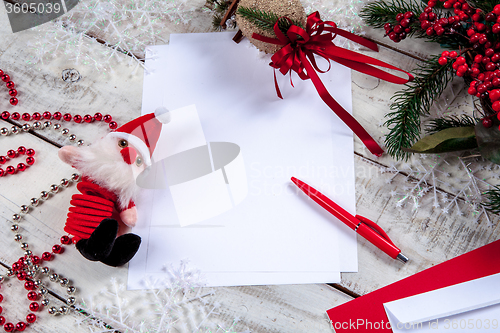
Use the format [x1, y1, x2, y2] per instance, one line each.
[252, 12, 414, 157]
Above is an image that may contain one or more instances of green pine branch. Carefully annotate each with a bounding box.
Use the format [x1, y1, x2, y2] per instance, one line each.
[206, 0, 235, 30]
[425, 115, 477, 134]
[212, 13, 224, 30]
[467, 0, 498, 13]
[206, 0, 229, 12]
[360, 0, 425, 29]
[236, 6, 303, 37]
[384, 56, 455, 160]
[483, 186, 500, 214]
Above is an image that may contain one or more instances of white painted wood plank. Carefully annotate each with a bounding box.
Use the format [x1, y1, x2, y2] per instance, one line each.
[213, 284, 351, 332]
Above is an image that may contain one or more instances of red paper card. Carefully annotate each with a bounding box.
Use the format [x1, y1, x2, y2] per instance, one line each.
[327, 239, 500, 332]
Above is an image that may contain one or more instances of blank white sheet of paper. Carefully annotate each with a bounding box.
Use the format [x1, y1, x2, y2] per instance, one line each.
[128, 32, 357, 288]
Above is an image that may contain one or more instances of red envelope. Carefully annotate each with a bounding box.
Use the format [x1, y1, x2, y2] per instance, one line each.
[327, 239, 500, 332]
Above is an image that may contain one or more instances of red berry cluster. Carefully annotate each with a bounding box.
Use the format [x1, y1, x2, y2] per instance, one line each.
[438, 0, 473, 21]
[383, 1, 500, 129]
[420, 0, 468, 37]
[384, 11, 414, 43]
[384, 0, 473, 43]
[434, 4, 500, 130]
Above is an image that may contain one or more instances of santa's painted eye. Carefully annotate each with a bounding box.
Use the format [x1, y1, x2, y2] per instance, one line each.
[118, 139, 128, 148]
[135, 156, 143, 166]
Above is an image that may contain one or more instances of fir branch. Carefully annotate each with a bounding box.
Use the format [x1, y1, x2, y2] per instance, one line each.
[425, 115, 477, 134]
[360, 0, 425, 29]
[236, 6, 303, 36]
[483, 185, 500, 214]
[205, 0, 229, 12]
[207, 0, 233, 30]
[384, 56, 455, 160]
[212, 13, 224, 31]
[467, 0, 498, 13]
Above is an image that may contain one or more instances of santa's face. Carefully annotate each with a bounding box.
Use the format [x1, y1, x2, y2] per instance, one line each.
[58, 135, 147, 210]
[116, 138, 147, 179]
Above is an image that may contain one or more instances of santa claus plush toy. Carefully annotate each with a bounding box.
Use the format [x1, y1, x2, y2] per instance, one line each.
[58, 108, 170, 266]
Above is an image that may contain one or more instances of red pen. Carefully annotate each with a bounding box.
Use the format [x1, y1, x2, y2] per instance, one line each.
[291, 177, 409, 263]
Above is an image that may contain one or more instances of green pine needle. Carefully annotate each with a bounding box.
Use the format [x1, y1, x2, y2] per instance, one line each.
[467, 0, 498, 13]
[384, 56, 455, 160]
[360, 0, 425, 30]
[212, 14, 224, 31]
[425, 115, 477, 134]
[236, 6, 303, 37]
[483, 186, 500, 214]
[207, 0, 233, 30]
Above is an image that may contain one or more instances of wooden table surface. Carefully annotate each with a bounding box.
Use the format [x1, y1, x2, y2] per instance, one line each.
[1, 1, 499, 332]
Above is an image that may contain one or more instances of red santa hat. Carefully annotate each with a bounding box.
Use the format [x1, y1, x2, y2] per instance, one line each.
[107, 107, 171, 166]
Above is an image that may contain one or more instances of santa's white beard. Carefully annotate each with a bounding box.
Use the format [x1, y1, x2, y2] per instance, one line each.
[72, 135, 140, 210]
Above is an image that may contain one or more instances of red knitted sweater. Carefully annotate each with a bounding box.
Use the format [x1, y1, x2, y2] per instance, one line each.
[64, 177, 134, 242]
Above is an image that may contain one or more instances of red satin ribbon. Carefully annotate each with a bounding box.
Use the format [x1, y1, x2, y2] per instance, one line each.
[252, 12, 414, 157]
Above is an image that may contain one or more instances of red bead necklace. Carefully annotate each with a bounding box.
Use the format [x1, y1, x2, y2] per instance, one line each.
[1, 110, 119, 176]
[0, 70, 18, 106]
[0, 175, 80, 332]
[0, 111, 118, 130]
[0, 71, 122, 330]
[0, 109, 120, 330]
[0, 146, 35, 177]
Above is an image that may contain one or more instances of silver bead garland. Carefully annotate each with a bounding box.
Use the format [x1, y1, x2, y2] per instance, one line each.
[0, 114, 114, 320]
[1, 121, 86, 146]
[1, 173, 81, 316]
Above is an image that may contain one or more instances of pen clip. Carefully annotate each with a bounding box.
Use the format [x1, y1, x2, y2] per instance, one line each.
[354, 215, 396, 247]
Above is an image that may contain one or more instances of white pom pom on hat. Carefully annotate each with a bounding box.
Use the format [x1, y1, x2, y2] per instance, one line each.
[155, 106, 171, 124]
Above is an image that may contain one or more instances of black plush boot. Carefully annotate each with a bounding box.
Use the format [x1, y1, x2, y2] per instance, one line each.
[76, 219, 118, 262]
[100, 233, 141, 267]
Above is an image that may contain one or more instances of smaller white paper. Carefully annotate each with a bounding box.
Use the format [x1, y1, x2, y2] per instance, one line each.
[152, 104, 207, 162]
[384, 273, 500, 332]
